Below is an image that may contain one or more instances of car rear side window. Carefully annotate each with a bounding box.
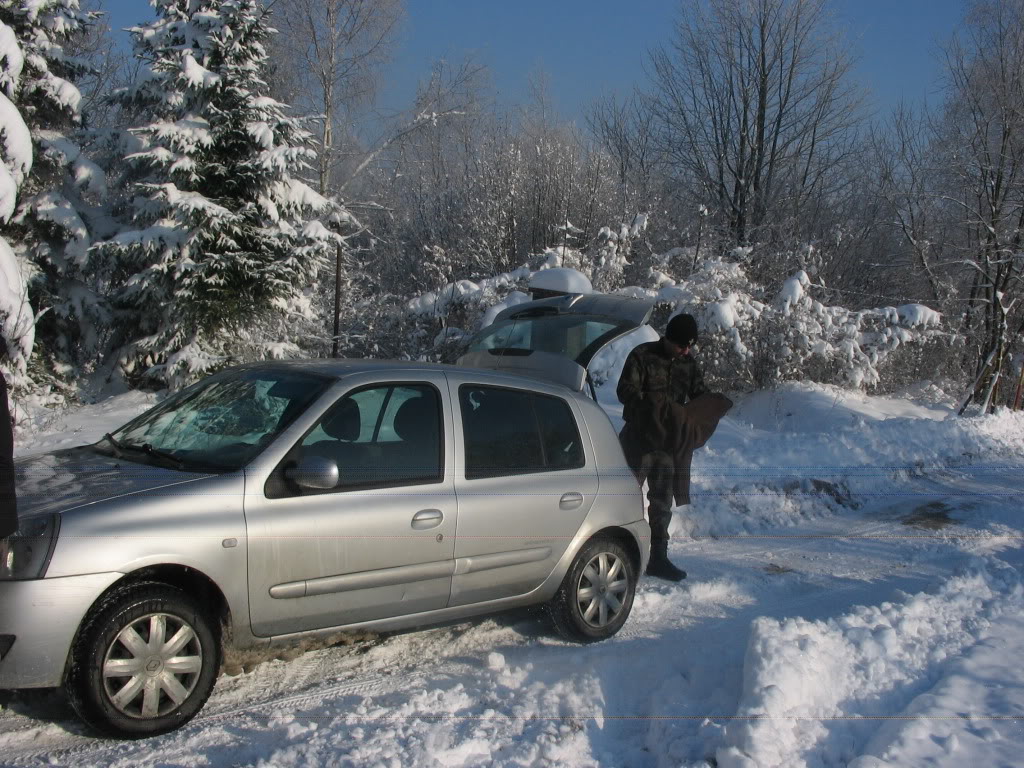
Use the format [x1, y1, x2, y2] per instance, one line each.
[460, 385, 584, 479]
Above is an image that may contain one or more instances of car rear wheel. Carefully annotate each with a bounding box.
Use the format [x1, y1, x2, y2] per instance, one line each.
[547, 537, 636, 642]
[67, 582, 221, 738]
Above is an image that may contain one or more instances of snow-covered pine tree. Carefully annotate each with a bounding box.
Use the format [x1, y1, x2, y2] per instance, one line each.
[0, 0, 105, 388]
[591, 213, 648, 293]
[98, 0, 338, 388]
[0, 10, 35, 386]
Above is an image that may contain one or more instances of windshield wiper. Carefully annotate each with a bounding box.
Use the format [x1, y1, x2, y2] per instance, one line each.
[121, 441, 186, 471]
[101, 433, 125, 458]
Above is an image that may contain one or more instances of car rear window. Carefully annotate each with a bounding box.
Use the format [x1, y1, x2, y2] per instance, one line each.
[459, 385, 584, 479]
[466, 314, 624, 365]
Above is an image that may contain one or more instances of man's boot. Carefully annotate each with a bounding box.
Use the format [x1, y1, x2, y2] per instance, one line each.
[646, 539, 686, 582]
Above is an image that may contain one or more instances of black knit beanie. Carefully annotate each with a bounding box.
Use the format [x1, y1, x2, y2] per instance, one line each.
[665, 313, 698, 347]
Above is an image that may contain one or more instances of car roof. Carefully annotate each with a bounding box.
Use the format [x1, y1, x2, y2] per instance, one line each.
[231, 358, 585, 397]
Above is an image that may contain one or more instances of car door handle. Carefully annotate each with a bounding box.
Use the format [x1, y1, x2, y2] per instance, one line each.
[559, 492, 584, 510]
[411, 509, 444, 530]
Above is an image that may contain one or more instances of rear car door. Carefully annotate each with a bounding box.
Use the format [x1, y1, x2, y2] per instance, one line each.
[244, 371, 456, 637]
[447, 373, 599, 606]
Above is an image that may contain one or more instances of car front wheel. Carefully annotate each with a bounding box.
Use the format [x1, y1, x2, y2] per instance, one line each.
[67, 582, 221, 738]
[547, 537, 637, 642]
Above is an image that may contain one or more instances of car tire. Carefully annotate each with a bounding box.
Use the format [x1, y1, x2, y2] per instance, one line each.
[547, 537, 637, 643]
[67, 582, 221, 738]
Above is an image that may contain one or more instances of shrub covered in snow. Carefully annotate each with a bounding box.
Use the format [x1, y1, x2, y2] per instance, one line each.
[591, 212, 648, 292]
[619, 255, 948, 394]
[0, 11, 35, 385]
[396, 238, 949, 395]
[0, 0, 111, 398]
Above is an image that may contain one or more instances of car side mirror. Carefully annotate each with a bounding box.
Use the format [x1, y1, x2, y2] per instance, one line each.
[285, 455, 339, 490]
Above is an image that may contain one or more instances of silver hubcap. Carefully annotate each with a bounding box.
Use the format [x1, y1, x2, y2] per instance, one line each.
[102, 612, 203, 719]
[576, 552, 630, 628]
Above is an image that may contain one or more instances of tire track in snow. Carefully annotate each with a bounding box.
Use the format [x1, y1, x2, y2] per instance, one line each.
[0, 669, 421, 765]
[197, 668, 421, 724]
[0, 623, 497, 765]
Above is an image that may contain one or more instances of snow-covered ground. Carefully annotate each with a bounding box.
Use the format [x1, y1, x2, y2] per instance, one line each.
[2, 378, 1023, 767]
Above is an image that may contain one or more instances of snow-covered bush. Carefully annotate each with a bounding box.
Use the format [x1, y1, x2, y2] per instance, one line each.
[637, 257, 948, 393]
[0, 10, 36, 386]
[761, 272, 946, 390]
[591, 213, 648, 293]
[390, 266, 532, 361]
[0, 0, 106, 390]
[358, 212, 948, 396]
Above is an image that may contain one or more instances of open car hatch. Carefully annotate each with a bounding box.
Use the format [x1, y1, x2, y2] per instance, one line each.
[457, 293, 655, 392]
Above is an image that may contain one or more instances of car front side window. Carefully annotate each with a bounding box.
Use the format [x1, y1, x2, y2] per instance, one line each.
[297, 383, 443, 491]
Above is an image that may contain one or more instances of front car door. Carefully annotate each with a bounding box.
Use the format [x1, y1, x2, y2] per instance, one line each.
[243, 371, 457, 637]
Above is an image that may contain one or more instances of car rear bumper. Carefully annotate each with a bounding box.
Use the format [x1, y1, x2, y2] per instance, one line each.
[0, 572, 121, 689]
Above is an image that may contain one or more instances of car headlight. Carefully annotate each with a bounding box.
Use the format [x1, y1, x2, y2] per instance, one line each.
[0, 514, 60, 580]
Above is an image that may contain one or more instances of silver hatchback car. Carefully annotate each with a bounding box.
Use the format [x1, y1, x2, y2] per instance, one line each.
[0, 293, 652, 738]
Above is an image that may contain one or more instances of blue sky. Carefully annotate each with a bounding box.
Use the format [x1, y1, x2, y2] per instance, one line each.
[101, 0, 965, 121]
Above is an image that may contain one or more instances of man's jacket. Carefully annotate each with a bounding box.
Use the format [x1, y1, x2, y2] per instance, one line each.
[617, 340, 731, 504]
[617, 340, 707, 452]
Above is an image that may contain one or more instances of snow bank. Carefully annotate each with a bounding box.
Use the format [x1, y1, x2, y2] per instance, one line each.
[718, 559, 1024, 768]
[850, 612, 1024, 767]
[729, 381, 952, 432]
[596, 380, 1024, 538]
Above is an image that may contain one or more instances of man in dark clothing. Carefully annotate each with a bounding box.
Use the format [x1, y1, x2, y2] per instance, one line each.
[0, 337, 17, 542]
[617, 313, 730, 581]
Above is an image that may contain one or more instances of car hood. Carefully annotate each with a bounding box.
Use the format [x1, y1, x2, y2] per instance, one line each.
[15, 446, 215, 518]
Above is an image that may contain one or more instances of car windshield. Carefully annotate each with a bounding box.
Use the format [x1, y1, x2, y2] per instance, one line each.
[96, 369, 331, 472]
[467, 313, 629, 366]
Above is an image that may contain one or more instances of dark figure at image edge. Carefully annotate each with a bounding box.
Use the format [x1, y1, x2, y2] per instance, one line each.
[617, 314, 732, 582]
[0, 338, 18, 543]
